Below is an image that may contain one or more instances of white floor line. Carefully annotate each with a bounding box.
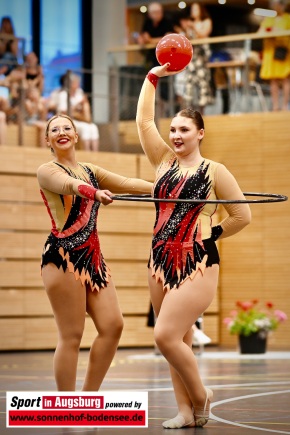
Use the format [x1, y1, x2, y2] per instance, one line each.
[128, 351, 290, 360]
[210, 389, 290, 434]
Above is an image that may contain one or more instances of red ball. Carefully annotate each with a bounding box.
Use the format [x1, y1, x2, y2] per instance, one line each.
[156, 33, 193, 72]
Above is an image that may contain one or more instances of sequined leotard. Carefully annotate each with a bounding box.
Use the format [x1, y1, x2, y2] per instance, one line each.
[37, 161, 152, 291]
[136, 75, 251, 291]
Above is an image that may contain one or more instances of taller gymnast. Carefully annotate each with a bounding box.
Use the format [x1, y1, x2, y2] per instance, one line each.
[136, 64, 251, 428]
[37, 114, 152, 391]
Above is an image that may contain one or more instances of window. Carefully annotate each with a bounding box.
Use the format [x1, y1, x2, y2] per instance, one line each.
[0, 0, 32, 61]
[40, 0, 82, 95]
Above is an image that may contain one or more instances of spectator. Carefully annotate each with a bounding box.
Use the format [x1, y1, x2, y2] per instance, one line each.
[24, 87, 47, 147]
[24, 51, 44, 95]
[172, 12, 192, 110]
[258, 0, 290, 111]
[57, 73, 99, 151]
[46, 74, 66, 117]
[0, 72, 10, 104]
[138, 2, 175, 108]
[137, 2, 174, 70]
[0, 16, 18, 76]
[182, 3, 214, 114]
[4, 66, 25, 124]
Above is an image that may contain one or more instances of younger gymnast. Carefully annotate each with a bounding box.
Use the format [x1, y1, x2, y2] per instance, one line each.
[37, 114, 152, 391]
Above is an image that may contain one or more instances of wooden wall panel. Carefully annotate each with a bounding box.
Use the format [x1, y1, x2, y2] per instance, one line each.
[204, 112, 290, 350]
[0, 289, 51, 317]
[202, 316, 219, 345]
[0, 204, 155, 233]
[0, 145, 139, 177]
[0, 316, 154, 350]
[0, 261, 149, 288]
[0, 288, 150, 317]
[6, 124, 39, 147]
[139, 155, 155, 182]
[118, 120, 139, 146]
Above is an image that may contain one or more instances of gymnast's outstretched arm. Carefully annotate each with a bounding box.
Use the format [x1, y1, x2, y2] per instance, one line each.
[90, 165, 153, 194]
[214, 164, 251, 239]
[37, 162, 153, 199]
[37, 163, 100, 200]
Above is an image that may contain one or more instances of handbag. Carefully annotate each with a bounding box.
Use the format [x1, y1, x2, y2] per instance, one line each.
[274, 46, 288, 61]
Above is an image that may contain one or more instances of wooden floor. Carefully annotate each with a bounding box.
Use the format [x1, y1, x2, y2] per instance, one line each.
[1, 347, 290, 434]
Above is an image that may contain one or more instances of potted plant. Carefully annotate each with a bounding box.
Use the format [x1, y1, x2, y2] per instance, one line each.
[224, 300, 287, 354]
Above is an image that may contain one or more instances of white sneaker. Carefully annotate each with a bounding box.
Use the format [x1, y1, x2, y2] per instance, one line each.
[193, 328, 211, 346]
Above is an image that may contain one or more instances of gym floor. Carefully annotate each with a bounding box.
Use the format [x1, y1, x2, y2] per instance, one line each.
[1, 347, 290, 434]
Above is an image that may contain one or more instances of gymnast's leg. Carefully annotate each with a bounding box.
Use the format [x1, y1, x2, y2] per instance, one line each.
[148, 273, 194, 427]
[151, 265, 219, 427]
[166, 330, 196, 428]
[42, 264, 87, 391]
[82, 277, 124, 391]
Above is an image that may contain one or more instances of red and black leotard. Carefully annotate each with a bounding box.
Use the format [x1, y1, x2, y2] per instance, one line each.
[136, 74, 251, 291]
[37, 161, 152, 291]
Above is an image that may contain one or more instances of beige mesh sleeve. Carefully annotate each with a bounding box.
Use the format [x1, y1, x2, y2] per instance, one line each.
[215, 164, 251, 239]
[37, 163, 96, 198]
[136, 77, 174, 170]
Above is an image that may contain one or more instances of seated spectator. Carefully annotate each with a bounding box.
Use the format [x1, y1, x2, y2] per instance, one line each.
[0, 72, 10, 111]
[56, 73, 99, 151]
[0, 16, 18, 76]
[24, 51, 44, 94]
[3, 66, 25, 124]
[24, 87, 47, 147]
[46, 73, 66, 117]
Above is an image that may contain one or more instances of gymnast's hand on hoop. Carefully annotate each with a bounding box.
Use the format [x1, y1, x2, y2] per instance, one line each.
[150, 63, 186, 78]
[95, 189, 113, 205]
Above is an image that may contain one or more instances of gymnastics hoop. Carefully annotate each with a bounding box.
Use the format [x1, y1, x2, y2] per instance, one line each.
[111, 192, 288, 205]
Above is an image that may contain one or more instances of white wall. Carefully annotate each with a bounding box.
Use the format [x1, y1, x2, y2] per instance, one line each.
[92, 0, 127, 123]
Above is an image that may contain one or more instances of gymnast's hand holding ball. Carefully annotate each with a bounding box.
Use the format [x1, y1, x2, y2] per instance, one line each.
[149, 63, 178, 78]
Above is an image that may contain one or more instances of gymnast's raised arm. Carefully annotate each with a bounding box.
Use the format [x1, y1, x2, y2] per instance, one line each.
[136, 64, 176, 171]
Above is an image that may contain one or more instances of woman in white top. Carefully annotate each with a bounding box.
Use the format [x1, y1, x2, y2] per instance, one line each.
[57, 74, 99, 151]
